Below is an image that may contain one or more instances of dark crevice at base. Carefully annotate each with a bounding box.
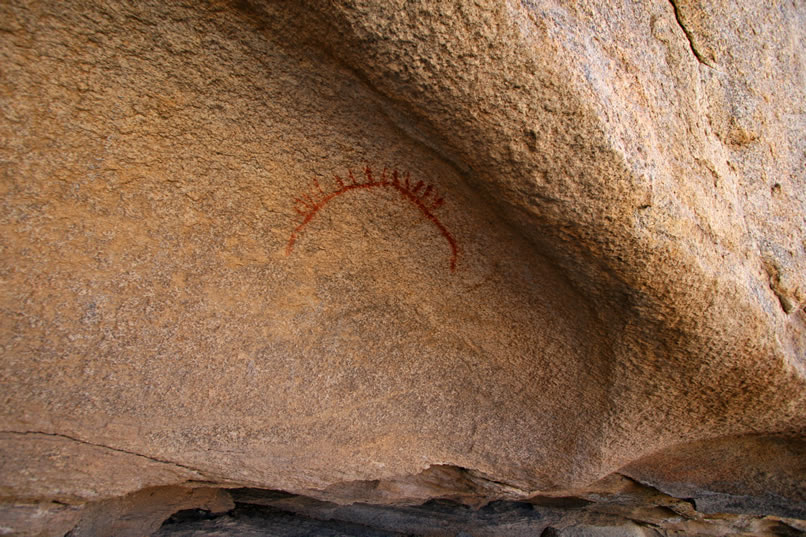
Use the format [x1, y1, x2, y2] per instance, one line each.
[772, 522, 806, 537]
[161, 508, 221, 525]
[154, 484, 806, 537]
[158, 502, 421, 537]
[155, 489, 555, 537]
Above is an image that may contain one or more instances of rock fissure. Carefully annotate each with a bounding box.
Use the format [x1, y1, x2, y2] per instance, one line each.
[0, 430, 207, 478]
[762, 259, 800, 314]
[668, 0, 714, 67]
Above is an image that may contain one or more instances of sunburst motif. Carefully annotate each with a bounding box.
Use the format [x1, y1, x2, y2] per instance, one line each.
[286, 166, 458, 272]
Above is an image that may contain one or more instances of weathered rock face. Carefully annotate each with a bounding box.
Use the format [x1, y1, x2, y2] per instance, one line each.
[1, 0, 804, 536]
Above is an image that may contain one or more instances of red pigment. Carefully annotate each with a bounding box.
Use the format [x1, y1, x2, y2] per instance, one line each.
[286, 166, 458, 272]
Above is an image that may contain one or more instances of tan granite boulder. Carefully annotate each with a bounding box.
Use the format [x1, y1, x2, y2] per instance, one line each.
[1, 0, 804, 535]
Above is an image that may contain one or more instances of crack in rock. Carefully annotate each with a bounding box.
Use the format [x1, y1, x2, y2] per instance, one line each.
[1, 430, 208, 477]
[668, 0, 715, 67]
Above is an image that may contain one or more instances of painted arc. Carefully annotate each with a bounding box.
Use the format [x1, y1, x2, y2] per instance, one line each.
[286, 167, 459, 272]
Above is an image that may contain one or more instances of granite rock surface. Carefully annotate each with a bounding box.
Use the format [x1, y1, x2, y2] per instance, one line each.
[1, 0, 804, 535]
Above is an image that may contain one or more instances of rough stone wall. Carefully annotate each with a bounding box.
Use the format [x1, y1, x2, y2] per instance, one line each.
[1, 1, 804, 536]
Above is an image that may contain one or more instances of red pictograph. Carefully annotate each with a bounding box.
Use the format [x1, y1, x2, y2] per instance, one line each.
[286, 166, 458, 272]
